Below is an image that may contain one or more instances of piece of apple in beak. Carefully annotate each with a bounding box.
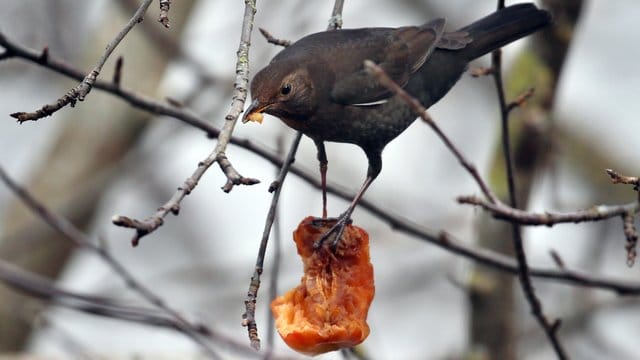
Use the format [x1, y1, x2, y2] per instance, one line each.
[242, 99, 266, 124]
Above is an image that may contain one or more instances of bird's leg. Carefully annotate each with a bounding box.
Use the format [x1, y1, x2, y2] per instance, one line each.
[315, 140, 329, 219]
[313, 148, 381, 250]
[313, 175, 374, 250]
[320, 162, 328, 218]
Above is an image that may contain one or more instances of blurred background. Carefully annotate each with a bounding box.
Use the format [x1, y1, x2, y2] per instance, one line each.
[1, 0, 639, 359]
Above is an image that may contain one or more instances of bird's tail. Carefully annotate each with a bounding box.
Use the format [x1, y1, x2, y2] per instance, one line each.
[459, 3, 551, 60]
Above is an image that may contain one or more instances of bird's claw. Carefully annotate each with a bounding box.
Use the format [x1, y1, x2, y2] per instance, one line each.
[312, 213, 352, 251]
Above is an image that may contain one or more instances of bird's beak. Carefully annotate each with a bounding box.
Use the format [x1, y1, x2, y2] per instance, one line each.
[242, 99, 269, 124]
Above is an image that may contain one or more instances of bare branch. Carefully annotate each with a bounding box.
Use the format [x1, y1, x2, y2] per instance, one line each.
[5, 27, 637, 299]
[242, 133, 302, 350]
[364, 60, 498, 204]
[606, 168, 640, 189]
[240, 1, 348, 349]
[258, 28, 291, 47]
[490, 12, 567, 355]
[458, 195, 638, 226]
[112, 150, 261, 247]
[217, 153, 261, 193]
[112, 55, 124, 87]
[112, 0, 260, 245]
[4, 1, 639, 306]
[0, 260, 275, 359]
[265, 138, 286, 350]
[0, 166, 220, 358]
[366, 47, 567, 357]
[259, 154, 640, 294]
[207, 0, 259, 191]
[10, 0, 154, 123]
[549, 249, 566, 270]
[506, 87, 535, 113]
[419, 228, 640, 296]
[0, 31, 221, 136]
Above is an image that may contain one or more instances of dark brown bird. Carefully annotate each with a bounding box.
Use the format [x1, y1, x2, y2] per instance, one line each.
[243, 3, 551, 244]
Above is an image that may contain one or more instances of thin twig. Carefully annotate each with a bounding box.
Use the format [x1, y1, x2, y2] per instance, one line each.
[458, 195, 638, 226]
[4, 17, 639, 298]
[116, 0, 221, 86]
[0, 260, 273, 358]
[549, 250, 566, 270]
[605, 169, 640, 187]
[359, 59, 640, 296]
[242, 132, 303, 350]
[490, 2, 567, 355]
[506, 87, 535, 113]
[606, 169, 640, 191]
[605, 169, 640, 266]
[622, 211, 638, 267]
[364, 60, 498, 204]
[112, 0, 260, 245]
[241, 1, 346, 349]
[111, 151, 260, 246]
[0, 31, 221, 136]
[0, 31, 382, 234]
[0, 166, 221, 359]
[0, 30, 298, 169]
[202, 0, 260, 190]
[258, 28, 291, 47]
[366, 47, 566, 356]
[282, 162, 640, 294]
[266, 136, 286, 351]
[10, 0, 154, 123]
[112, 56, 124, 87]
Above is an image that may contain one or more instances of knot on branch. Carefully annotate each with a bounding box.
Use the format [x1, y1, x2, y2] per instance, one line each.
[216, 153, 260, 192]
[111, 215, 163, 247]
[606, 169, 640, 191]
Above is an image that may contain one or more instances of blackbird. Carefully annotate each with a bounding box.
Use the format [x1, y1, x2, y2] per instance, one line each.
[243, 3, 551, 244]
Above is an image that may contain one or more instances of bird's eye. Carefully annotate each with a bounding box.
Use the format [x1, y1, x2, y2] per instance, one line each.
[280, 83, 292, 95]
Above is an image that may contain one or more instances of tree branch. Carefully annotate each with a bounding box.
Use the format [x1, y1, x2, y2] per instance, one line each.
[490, 0, 566, 354]
[606, 168, 640, 193]
[242, 133, 302, 350]
[0, 31, 222, 136]
[111, 0, 260, 245]
[458, 195, 638, 226]
[3, 0, 638, 303]
[0, 166, 221, 358]
[366, 45, 567, 355]
[241, 0, 346, 349]
[364, 60, 498, 204]
[0, 259, 276, 359]
[258, 28, 291, 47]
[10, 0, 155, 123]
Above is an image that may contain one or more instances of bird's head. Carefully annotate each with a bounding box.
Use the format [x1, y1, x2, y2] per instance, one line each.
[242, 60, 317, 125]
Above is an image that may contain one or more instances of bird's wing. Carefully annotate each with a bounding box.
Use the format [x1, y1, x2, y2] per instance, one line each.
[330, 18, 446, 106]
[437, 30, 472, 50]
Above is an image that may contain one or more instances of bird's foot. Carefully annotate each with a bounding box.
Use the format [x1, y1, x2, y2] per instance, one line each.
[311, 213, 353, 251]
